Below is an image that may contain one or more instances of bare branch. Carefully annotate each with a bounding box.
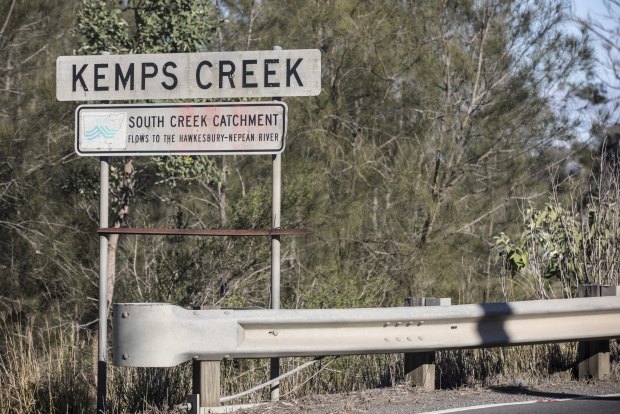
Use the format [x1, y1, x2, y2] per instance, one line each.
[0, 0, 16, 38]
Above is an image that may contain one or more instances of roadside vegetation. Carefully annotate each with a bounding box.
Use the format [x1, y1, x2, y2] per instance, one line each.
[1, 0, 619, 412]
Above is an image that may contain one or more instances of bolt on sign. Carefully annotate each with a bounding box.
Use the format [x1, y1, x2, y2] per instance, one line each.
[57, 49, 321, 101]
[75, 102, 287, 156]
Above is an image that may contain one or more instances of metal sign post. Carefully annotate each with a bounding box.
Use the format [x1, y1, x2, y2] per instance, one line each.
[270, 45, 282, 403]
[97, 157, 109, 414]
[270, 151, 281, 402]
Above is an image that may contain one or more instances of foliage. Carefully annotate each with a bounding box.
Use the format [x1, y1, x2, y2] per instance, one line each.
[75, 0, 131, 55]
[73, 0, 221, 222]
[495, 203, 586, 297]
[437, 343, 580, 389]
[75, 0, 216, 55]
[3, 0, 618, 411]
[495, 167, 620, 298]
[231, 0, 592, 303]
[0, 0, 92, 318]
[153, 156, 225, 189]
[574, 0, 620, 116]
[132, 0, 216, 53]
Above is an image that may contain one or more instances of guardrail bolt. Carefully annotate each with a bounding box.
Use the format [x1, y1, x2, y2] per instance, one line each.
[121, 312, 129, 319]
[122, 354, 129, 360]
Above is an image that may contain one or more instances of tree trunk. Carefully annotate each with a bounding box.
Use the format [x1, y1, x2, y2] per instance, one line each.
[106, 159, 134, 310]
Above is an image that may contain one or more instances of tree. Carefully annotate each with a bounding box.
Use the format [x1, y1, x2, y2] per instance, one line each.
[218, 0, 591, 304]
[0, 0, 89, 316]
[0, 1, 605, 410]
[574, 0, 620, 112]
[73, 0, 222, 310]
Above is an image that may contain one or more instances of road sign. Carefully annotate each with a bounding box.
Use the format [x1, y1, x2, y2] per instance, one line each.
[75, 102, 287, 156]
[57, 49, 321, 101]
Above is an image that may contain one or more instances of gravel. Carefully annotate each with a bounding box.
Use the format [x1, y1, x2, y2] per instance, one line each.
[236, 377, 620, 414]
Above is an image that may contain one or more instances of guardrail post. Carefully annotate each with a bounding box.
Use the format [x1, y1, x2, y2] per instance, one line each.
[577, 284, 618, 380]
[191, 304, 220, 410]
[192, 360, 220, 408]
[404, 297, 451, 390]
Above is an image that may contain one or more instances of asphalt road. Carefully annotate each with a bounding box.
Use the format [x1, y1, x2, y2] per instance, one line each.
[237, 380, 620, 414]
[422, 395, 620, 414]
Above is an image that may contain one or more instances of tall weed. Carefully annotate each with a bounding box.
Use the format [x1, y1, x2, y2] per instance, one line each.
[0, 308, 93, 413]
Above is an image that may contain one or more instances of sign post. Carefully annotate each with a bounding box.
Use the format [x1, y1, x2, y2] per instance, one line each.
[58, 48, 320, 412]
[270, 46, 283, 402]
[97, 157, 109, 414]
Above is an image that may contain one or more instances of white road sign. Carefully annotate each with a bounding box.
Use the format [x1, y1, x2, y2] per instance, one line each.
[75, 102, 287, 156]
[57, 49, 321, 101]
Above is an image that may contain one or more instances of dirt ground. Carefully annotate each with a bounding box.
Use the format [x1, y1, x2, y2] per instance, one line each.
[234, 377, 620, 414]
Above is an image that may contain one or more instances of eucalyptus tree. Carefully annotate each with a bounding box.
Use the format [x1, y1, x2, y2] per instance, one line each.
[220, 0, 592, 304]
[489, 0, 620, 294]
[72, 0, 310, 314]
[574, 0, 620, 115]
[0, 0, 84, 315]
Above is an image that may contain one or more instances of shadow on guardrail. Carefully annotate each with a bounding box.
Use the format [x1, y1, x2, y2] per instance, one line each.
[478, 301, 511, 347]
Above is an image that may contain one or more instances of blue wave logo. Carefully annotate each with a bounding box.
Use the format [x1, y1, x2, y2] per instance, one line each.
[79, 111, 127, 149]
[84, 123, 120, 140]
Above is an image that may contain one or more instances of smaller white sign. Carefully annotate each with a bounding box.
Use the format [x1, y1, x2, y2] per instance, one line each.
[75, 102, 287, 156]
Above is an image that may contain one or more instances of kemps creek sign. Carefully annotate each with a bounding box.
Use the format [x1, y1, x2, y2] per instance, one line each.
[57, 48, 320, 411]
[57, 49, 321, 101]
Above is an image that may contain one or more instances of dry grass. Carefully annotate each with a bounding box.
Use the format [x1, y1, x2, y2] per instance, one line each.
[0, 308, 617, 413]
[1, 322, 618, 413]
[0, 309, 93, 414]
[437, 343, 578, 389]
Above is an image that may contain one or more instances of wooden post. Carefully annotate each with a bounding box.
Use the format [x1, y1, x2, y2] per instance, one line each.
[404, 297, 451, 390]
[577, 285, 618, 380]
[192, 360, 220, 408]
[190, 305, 220, 408]
[404, 349, 435, 390]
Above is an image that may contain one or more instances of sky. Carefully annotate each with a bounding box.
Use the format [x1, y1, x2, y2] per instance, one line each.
[565, 0, 619, 143]
[572, 0, 616, 85]
[573, 0, 610, 22]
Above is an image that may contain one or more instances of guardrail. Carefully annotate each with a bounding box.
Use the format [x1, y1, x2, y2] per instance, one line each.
[112, 296, 620, 367]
